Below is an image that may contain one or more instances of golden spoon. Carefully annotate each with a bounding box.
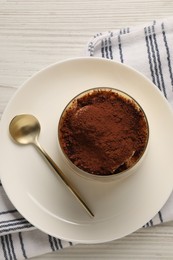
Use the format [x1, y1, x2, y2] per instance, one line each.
[9, 114, 94, 217]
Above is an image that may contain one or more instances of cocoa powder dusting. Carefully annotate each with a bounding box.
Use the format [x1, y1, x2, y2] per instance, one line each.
[59, 89, 148, 175]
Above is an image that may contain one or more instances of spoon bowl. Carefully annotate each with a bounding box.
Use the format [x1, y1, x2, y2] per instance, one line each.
[9, 114, 94, 217]
[9, 114, 41, 145]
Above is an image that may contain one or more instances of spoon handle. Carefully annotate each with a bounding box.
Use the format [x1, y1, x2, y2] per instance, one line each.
[33, 139, 94, 217]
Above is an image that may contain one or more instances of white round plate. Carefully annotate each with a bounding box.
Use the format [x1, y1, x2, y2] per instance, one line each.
[0, 57, 173, 243]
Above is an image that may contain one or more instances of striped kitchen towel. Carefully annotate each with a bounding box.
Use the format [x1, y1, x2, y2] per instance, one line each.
[1, 17, 173, 260]
[87, 17, 173, 226]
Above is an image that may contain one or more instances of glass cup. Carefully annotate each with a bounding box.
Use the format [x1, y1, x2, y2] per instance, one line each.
[58, 87, 149, 182]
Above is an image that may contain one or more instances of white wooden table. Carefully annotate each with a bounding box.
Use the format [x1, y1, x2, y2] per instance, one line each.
[1, 0, 173, 259]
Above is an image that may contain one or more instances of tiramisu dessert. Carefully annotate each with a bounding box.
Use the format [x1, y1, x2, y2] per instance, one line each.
[58, 88, 149, 176]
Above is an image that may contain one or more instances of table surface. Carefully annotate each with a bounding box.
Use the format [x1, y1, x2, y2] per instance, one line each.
[1, 0, 173, 259]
